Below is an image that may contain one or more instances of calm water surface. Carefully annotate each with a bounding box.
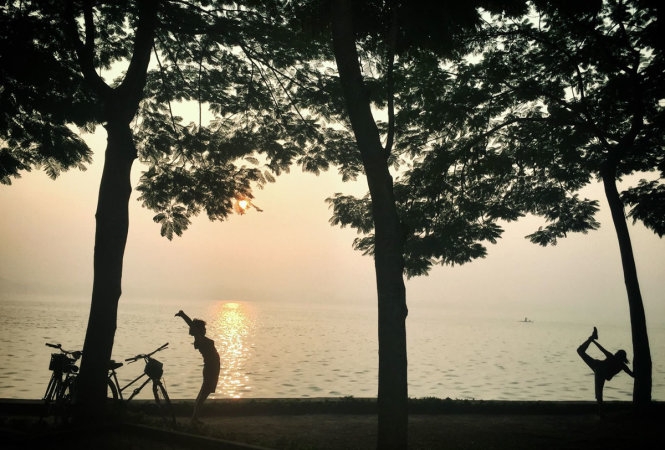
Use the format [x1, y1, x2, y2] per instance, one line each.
[0, 295, 663, 401]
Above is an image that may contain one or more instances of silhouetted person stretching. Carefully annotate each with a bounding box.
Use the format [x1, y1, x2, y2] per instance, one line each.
[577, 327, 634, 407]
[175, 310, 220, 422]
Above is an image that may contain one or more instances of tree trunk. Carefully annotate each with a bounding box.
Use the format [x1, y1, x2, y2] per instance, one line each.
[330, 1, 408, 448]
[68, 0, 157, 419]
[371, 160, 409, 450]
[601, 167, 652, 407]
[75, 121, 136, 418]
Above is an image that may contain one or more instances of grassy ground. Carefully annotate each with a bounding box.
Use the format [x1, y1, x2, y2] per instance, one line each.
[1, 398, 664, 449]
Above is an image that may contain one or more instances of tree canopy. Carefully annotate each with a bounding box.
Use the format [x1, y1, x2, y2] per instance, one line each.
[328, 0, 663, 405]
[0, 0, 342, 413]
[327, 0, 663, 278]
[0, 1, 95, 183]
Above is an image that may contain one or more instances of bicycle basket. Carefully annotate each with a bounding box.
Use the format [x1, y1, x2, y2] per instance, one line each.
[49, 353, 70, 372]
[144, 358, 163, 379]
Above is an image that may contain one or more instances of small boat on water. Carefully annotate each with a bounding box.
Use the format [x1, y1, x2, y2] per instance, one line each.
[520, 317, 533, 323]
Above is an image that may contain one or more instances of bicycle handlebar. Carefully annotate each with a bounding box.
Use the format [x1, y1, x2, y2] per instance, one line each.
[154, 342, 169, 353]
[45, 342, 82, 360]
[124, 343, 169, 363]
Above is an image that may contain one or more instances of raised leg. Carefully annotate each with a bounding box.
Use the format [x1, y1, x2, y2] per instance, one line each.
[577, 336, 596, 369]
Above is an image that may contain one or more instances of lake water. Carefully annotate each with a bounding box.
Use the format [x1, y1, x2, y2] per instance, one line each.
[1, 295, 663, 402]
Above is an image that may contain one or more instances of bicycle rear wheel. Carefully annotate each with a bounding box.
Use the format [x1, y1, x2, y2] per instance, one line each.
[152, 381, 175, 426]
[107, 378, 119, 400]
[105, 378, 126, 418]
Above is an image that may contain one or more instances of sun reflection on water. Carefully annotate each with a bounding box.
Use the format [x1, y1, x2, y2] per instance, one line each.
[209, 301, 256, 398]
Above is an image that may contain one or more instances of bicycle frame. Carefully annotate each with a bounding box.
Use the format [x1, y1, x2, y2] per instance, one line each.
[43, 343, 81, 400]
[106, 343, 174, 426]
[107, 342, 169, 402]
[108, 366, 154, 401]
[42, 342, 81, 421]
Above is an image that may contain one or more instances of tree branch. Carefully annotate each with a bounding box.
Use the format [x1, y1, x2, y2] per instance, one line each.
[117, 0, 159, 111]
[384, 0, 398, 158]
[64, 0, 111, 97]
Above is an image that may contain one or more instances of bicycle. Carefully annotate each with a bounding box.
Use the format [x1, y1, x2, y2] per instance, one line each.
[106, 342, 175, 426]
[42, 342, 82, 420]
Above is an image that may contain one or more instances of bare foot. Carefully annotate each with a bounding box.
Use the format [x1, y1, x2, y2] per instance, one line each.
[591, 326, 598, 341]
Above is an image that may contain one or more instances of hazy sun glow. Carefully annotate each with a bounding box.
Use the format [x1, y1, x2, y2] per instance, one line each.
[233, 197, 251, 215]
[209, 301, 255, 398]
[233, 196, 263, 214]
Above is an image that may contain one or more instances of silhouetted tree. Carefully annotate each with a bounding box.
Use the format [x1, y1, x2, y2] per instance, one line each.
[2, 0, 158, 414]
[332, 0, 662, 408]
[290, 1, 530, 447]
[328, 2, 608, 275]
[0, 0, 316, 417]
[477, 0, 663, 407]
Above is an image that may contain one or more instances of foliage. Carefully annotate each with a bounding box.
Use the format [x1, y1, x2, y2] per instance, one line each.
[0, 1, 349, 237]
[326, 0, 663, 277]
[132, 0, 366, 238]
[467, 0, 664, 238]
[0, 1, 96, 184]
[622, 180, 665, 237]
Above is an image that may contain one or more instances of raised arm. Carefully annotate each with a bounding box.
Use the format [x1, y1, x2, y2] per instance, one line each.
[175, 310, 193, 327]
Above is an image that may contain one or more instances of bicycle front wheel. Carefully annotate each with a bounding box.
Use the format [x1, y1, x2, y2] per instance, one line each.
[43, 373, 59, 403]
[53, 375, 76, 423]
[152, 381, 175, 426]
[42, 373, 62, 419]
[58, 375, 77, 404]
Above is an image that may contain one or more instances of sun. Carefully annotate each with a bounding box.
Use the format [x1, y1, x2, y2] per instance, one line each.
[233, 196, 263, 214]
[233, 197, 250, 214]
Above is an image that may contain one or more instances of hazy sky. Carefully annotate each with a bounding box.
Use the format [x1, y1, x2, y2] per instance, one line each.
[1, 129, 664, 328]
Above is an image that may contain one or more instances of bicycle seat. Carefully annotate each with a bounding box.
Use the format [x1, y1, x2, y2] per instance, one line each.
[108, 360, 124, 370]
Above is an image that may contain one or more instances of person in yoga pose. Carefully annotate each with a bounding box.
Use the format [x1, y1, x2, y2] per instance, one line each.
[577, 326, 634, 406]
[175, 310, 221, 422]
